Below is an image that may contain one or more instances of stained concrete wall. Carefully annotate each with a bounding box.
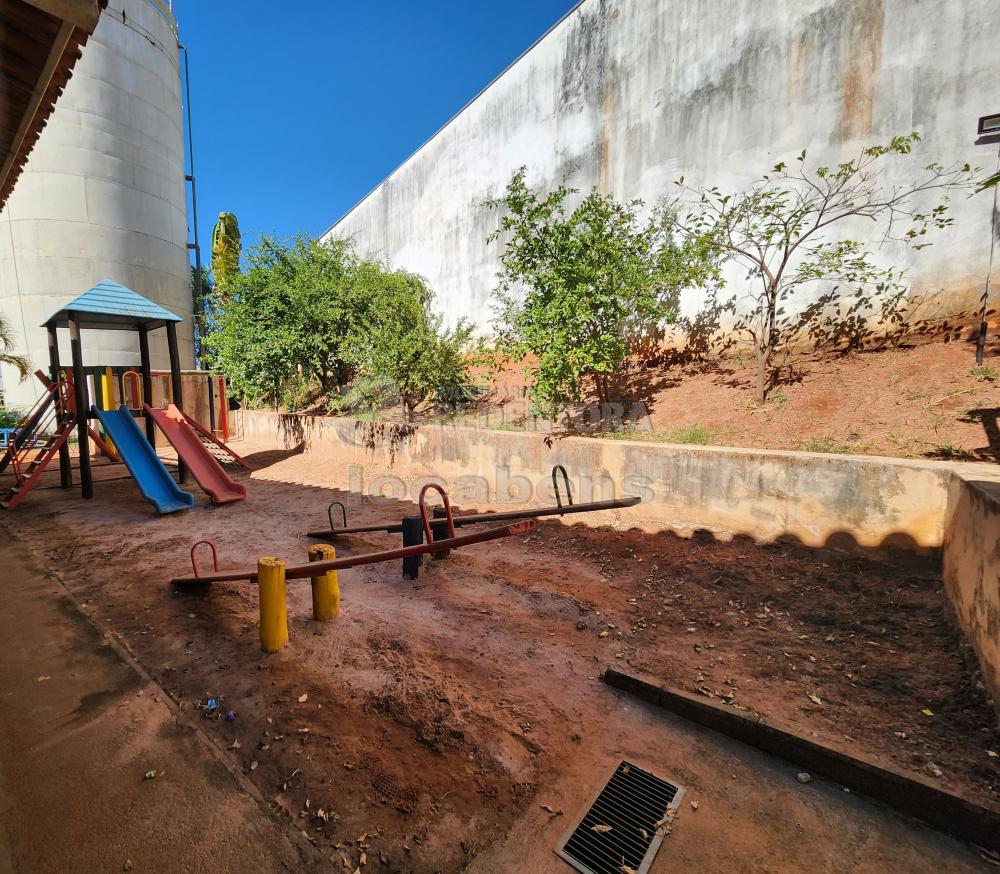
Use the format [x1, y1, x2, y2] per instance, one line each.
[0, 0, 192, 408]
[943, 478, 1000, 722]
[235, 409, 965, 551]
[323, 0, 999, 336]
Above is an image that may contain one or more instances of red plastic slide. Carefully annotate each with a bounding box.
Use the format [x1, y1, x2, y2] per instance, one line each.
[144, 404, 247, 505]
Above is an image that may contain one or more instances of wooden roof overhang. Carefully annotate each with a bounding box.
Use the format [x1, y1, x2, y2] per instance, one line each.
[0, 0, 105, 211]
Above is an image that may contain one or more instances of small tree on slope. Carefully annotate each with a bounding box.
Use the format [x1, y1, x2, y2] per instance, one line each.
[486, 168, 714, 418]
[671, 133, 980, 403]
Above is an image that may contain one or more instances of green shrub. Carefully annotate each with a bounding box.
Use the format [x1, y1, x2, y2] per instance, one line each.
[0, 407, 26, 429]
[668, 424, 713, 445]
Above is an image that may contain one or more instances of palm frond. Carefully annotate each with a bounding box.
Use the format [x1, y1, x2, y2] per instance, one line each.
[0, 313, 29, 380]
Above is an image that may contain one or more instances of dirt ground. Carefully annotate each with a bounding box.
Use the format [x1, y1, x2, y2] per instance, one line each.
[2, 447, 998, 873]
[405, 335, 1000, 463]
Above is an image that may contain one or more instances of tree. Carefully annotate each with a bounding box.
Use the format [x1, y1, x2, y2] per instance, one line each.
[340, 262, 474, 422]
[207, 235, 356, 408]
[191, 265, 213, 368]
[0, 312, 28, 382]
[211, 211, 242, 289]
[486, 168, 713, 417]
[672, 133, 979, 403]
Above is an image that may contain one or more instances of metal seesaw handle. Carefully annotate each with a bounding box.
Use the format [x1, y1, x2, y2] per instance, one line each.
[327, 501, 347, 532]
[419, 483, 455, 544]
[190, 540, 219, 579]
[552, 464, 573, 511]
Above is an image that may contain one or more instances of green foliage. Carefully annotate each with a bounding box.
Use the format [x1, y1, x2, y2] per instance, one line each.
[0, 407, 26, 429]
[191, 265, 213, 369]
[208, 234, 474, 420]
[926, 443, 978, 462]
[672, 133, 980, 402]
[211, 212, 242, 288]
[207, 234, 357, 409]
[667, 424, 713, 445]
[337, 263, 475, 421]
[798, 435, 871, 454]
[799, 437, 852, 454]
[0, 311, 28, 381]
[486, 167, 715, 417]
[970, 366, 997, 381]
[978, 170, 1000, 192]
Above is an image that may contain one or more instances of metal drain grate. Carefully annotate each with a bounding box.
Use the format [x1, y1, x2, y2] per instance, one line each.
[556, 761, 683, 874]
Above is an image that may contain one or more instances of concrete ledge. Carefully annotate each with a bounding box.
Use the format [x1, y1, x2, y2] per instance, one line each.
[943, 478, 1000, 721]
[236, 410, 983, 552]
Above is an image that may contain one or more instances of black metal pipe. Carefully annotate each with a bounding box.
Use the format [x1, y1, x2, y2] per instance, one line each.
[67, 312, 93, 499]
[305, 495, 642, 540]
[401, 516, 424, 579]
[138, 324, 155, 444]
[46, 326, 71, 488]
[165, 321, 187, 483]
[178, 42, 204, 366]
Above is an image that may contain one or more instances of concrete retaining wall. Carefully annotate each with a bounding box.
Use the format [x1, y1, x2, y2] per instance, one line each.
[237, 409, 964, 550]
[943, 479, 1000, 720]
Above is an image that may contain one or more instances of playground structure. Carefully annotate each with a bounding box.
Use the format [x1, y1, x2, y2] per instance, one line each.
[0, 280, 247, 513]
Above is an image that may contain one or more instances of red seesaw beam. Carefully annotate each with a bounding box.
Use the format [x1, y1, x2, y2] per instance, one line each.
[170, 519, 536, 586]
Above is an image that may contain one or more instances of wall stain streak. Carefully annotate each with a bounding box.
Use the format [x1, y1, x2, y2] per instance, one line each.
[839, 0, 884, 141]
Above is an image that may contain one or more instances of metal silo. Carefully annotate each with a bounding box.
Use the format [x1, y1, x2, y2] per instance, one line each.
[0, 0, 192, 407]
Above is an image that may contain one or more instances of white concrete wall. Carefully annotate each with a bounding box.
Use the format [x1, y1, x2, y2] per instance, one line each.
[0, 0, 192, 407]
[323, 0, 999, 336]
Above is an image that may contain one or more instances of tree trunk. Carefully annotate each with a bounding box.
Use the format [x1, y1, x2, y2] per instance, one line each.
[755, 346, 768, 404]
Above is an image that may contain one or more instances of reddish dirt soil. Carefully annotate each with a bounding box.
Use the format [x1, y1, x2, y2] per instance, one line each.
[3, 446, 997, 873]
[407, 336, 1000, 463]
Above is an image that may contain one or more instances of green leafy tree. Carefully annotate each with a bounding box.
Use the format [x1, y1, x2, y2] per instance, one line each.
[0, 311, 28, 381]
[672, 133, 979, 403]
[340, 262, 474, 422]
[191, 265, 213, 369]
[207, 235, 356, 408]
[211, 211, 242, 289]
[486, 168, 713, 417]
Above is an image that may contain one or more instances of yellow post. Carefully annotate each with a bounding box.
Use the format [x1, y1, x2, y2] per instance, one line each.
[101, 366, 117, 453]
[308, 544, 339, 621]
[258, 557, 288, 653]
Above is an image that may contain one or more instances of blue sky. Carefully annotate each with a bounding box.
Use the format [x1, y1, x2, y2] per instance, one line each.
[172, 0, 579, 261]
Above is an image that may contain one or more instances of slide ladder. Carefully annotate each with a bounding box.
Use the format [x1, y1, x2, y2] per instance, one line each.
[179, 409, 250, 470]
[145, 404, 246, 504]
[1, 379, 75, 510]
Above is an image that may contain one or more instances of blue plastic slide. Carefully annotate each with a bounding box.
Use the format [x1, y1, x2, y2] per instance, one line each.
[90, 405, 195, 514]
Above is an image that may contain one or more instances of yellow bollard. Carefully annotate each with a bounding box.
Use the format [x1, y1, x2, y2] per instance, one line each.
[308, 544, 339, 621]
[258, 556, 288, 653]
[101, 366, 117, 454]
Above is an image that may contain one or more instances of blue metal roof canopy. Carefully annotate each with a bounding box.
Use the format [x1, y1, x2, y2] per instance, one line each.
[42, 279, 183, 331]
[41, 279, 188, 501]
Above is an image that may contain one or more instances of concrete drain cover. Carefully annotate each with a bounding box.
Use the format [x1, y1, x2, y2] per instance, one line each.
[556, 761, 683, 874]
